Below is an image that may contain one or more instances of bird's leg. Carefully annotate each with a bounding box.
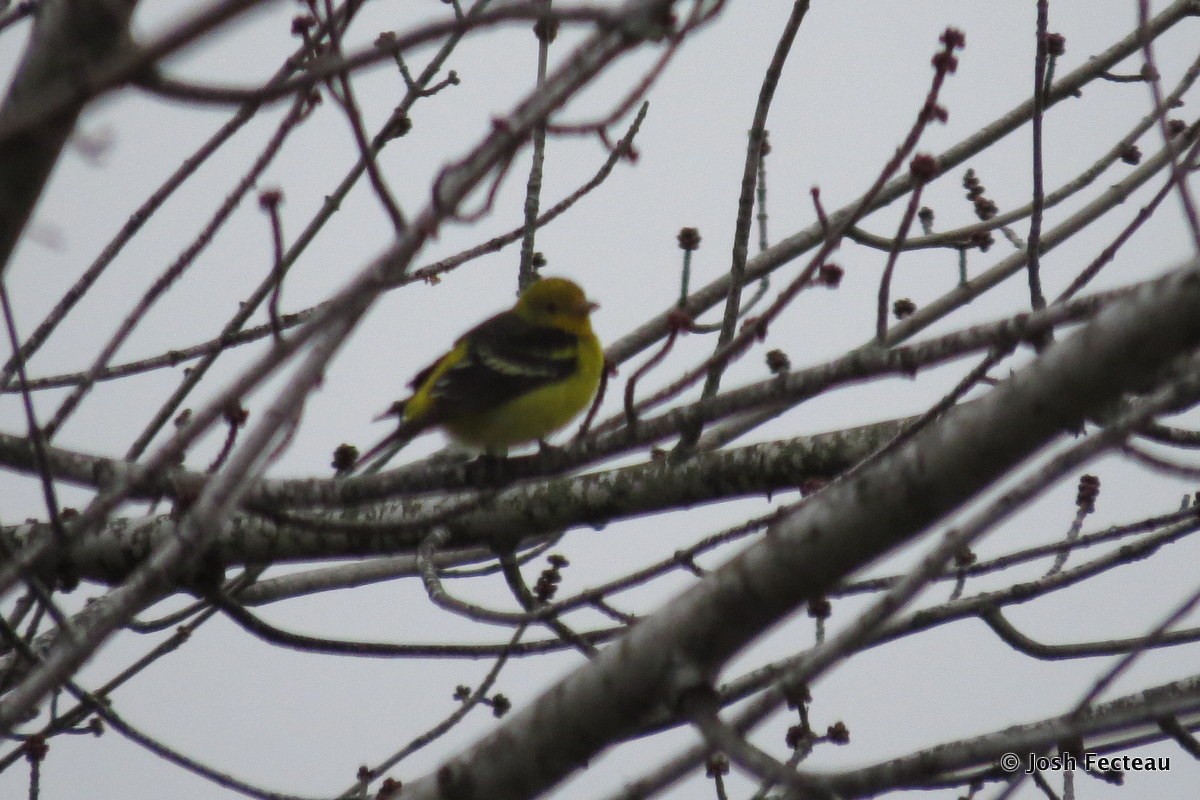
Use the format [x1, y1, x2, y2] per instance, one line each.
[466, 447, 508, 484]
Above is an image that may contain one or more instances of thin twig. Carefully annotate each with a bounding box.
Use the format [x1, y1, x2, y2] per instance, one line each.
[1026, 0, 1051, 311]
[321, 0, 407, 232]
[1138, 0, 1200, 248]
[519, 0, 554, 289]
[875, 175, 927, 341]
[701, 0, 809, 403]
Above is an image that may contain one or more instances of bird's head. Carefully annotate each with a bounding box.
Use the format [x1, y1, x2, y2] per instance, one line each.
[515, 277, 599, 335]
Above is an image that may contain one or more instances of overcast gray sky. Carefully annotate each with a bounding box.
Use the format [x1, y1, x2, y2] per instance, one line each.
[3, 2, 1200, 798]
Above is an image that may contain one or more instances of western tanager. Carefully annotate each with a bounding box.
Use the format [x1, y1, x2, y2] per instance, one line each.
[356, 277, 603, 472]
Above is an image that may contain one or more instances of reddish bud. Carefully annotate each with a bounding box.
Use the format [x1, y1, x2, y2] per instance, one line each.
[826, 721, 851, 744]
[818, 263, 844, 287]
[968, 230, 995, 253]
[910, 154, 938, 182]
[807, 596, 831, 619]
[923, 102, 949, 124]
[940, 28, 966, 50]
[1076, 474, 1101, 512]
[892, 298, 916, 319]
[963, 168, 982, 192]
[677, 227, 701, 251]
[331, 443, 358, 474]
[972, 196, 998, 221]
[291, 15, 315, 35]
[765, 349, 791, 374]
[666, 307, 693, 333]
[931, 51, 959, 74]
[23, 735, 48, 763]
[533, 16, 559, 42]
[786, 725, 810, 749]
[258, 188, 283, 209]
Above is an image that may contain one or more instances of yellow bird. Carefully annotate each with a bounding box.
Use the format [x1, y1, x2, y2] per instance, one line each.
[356, 277, 604, 472]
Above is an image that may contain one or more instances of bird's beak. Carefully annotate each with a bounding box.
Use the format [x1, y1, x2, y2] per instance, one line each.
[570, 299, 599, 317]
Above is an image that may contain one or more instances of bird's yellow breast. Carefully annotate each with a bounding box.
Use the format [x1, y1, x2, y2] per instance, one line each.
[443, 331, 603, 452]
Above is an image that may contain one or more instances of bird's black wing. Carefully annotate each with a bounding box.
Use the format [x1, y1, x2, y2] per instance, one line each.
[419, 311, 579, 418]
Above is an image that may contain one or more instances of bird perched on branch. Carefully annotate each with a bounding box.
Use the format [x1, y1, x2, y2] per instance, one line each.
[354, 276, 604, 473]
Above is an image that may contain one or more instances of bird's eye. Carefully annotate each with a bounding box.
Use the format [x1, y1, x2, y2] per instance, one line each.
[545, 302, 558, 313]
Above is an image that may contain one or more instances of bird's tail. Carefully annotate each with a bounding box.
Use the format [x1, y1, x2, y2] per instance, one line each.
[353, 417, 426, 475]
